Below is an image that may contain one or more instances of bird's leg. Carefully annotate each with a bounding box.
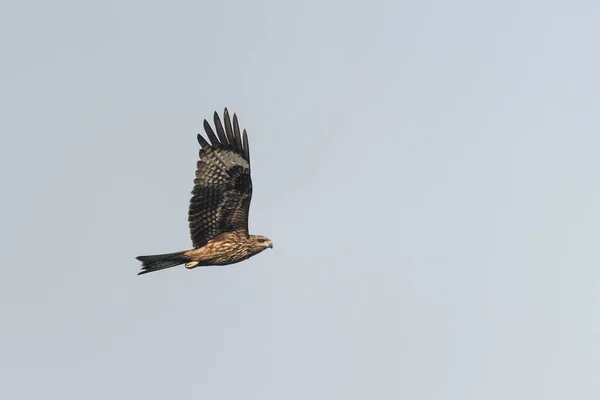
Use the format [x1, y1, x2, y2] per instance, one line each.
[185, 261, 199, 269]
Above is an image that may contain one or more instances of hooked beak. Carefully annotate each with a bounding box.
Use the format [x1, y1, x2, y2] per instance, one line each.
[268, 242, 273, 249]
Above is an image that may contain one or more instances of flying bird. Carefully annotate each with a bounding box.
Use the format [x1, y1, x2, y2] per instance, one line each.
[136, 108, 273, 275]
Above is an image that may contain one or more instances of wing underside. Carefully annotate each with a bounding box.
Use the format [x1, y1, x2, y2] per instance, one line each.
[188, 108, 253, 248]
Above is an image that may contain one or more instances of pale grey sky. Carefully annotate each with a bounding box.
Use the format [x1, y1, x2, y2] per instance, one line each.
[1, 0, 599, 399]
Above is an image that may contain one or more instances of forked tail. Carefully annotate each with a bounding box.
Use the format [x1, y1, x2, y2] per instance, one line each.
[136, 250, 189, 275]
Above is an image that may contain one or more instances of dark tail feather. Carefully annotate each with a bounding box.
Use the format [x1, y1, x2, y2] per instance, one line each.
[136, 251, 188, 275]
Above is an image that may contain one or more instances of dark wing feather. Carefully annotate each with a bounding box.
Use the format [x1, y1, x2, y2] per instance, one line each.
[203, 120, 221, 148]
[233, 114, 243, 153]
[196, 133, 210, 149]
[213, 111, 229, 145]
[189, 108, 253, 248]
[223, 109, 236, 147]
[242, 129, 250, 164]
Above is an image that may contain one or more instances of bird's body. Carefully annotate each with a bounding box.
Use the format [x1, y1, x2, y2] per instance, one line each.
[184, 231, 270, 267]
[136, 108, 272, 275]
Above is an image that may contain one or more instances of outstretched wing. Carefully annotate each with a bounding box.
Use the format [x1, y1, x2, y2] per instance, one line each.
[188, 108, 252, 248]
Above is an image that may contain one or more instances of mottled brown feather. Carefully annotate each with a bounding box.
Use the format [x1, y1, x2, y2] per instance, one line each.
[184, 231, 255, 266]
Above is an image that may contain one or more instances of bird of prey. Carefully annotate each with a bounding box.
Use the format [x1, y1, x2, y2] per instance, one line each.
[136, 108, 273, 275]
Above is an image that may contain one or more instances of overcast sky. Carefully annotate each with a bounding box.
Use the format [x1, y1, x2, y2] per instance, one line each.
[1, 0, 599, 399]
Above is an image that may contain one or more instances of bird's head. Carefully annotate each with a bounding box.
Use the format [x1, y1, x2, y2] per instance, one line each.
[250, 235, 273, 253]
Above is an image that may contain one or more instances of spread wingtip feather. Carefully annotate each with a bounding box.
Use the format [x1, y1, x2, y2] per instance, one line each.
[213, 111, 228, 145]
[199, 108, 251, 163]
[197, 133, 210, 149]
[203, 119, 220, 147]
[223, 108, 236, 148]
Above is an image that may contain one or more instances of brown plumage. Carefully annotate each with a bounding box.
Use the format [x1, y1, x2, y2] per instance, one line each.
[136, 108, 272, 275]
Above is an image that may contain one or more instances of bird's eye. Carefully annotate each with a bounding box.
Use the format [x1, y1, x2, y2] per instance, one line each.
[258, 238, 265, 242]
